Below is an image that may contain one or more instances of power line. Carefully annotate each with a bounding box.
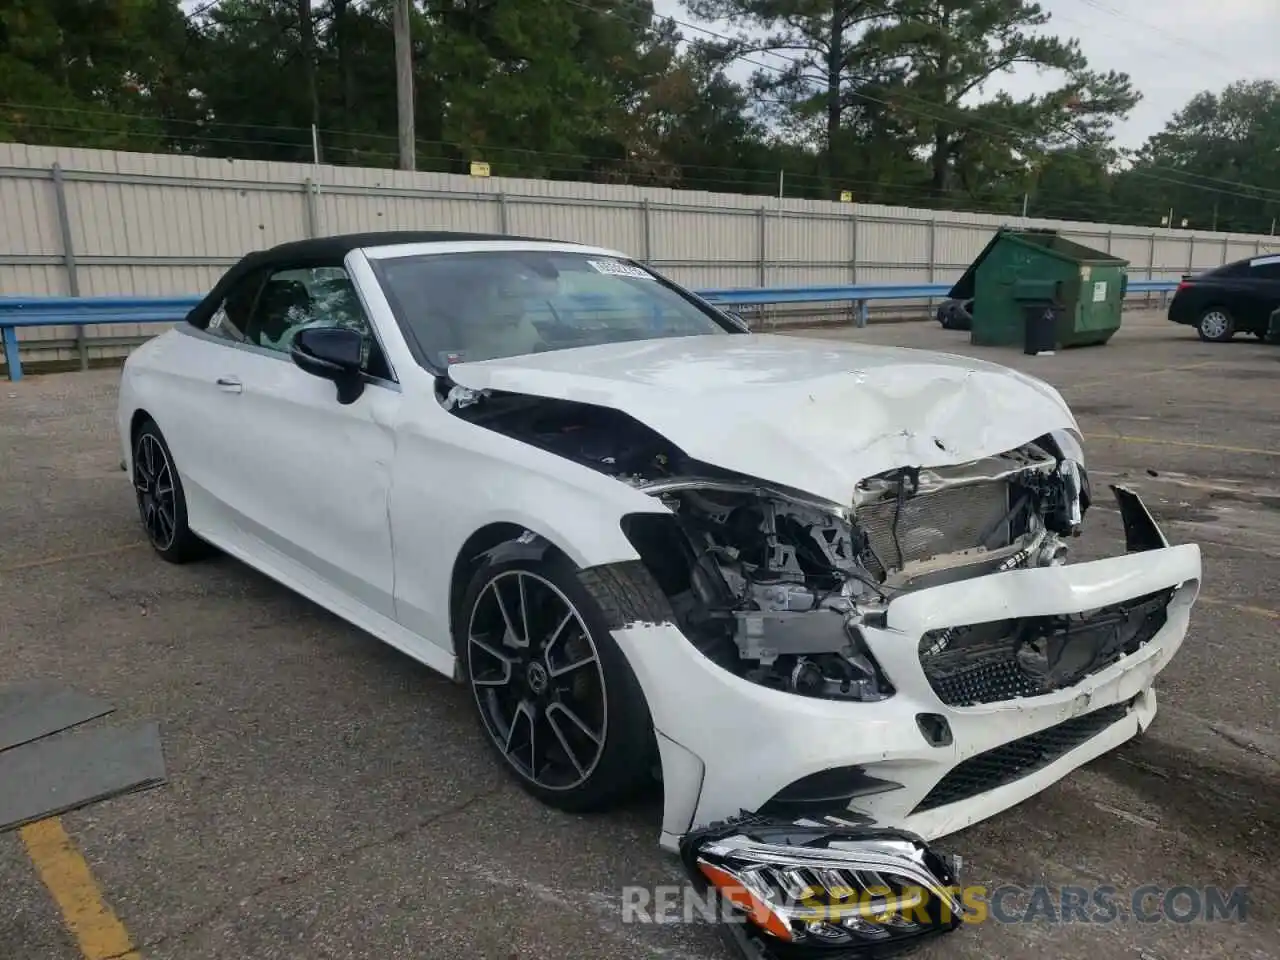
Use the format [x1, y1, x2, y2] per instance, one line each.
[184, 0, 220, 19]
[10, 113, 1259, 226]
[169, 0, 1280, 202]
[1074, 0, 1226, 65]
[643, 0, 1280, 199]
[8, 1, 1276, 215]
[587, 0, 1280, 202]
[19, 116, 1276, 230]
[111, 0, 1280, 203]
[1049, 3, 1237, 85]
[0, 101, 836, 185]
[0, 107, 1018, 201]
[0, 98, 965, 191]
[0, 116, 858, 189]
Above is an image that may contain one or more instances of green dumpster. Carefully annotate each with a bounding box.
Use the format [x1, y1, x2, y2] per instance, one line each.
[947, 227, 1130, 348]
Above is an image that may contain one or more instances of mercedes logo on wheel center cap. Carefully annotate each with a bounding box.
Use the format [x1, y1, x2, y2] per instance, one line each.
[526, 661, 549, 695]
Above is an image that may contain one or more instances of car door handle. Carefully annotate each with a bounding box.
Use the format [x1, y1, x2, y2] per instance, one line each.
[215, 376, 243, 393]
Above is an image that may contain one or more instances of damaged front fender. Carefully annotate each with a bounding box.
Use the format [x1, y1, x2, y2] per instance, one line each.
[677, 814, 964, 958]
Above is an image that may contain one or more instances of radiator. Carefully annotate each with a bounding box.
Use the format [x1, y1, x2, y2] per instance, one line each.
[856, 480, 1012, 575]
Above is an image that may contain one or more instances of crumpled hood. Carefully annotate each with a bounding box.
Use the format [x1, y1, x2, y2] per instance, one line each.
[446, 333, 1079, 505]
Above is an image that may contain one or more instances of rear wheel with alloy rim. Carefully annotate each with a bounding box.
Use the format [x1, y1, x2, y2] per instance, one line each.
[458, 551, 655, 811]
[132, 419, 210, 563]
[1197, 307, 1234, 342]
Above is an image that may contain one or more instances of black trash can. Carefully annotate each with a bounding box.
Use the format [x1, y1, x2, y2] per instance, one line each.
[1023, 303, 1059, 355]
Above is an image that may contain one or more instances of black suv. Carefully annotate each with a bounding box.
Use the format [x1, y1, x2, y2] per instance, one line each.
[1168, 253, 1280, 341]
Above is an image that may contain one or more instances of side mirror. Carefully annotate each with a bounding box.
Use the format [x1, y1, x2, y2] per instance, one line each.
[290, 326, 365, 404]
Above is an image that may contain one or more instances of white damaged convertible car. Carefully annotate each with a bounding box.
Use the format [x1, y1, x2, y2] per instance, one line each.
[118, 232, 1201, 956]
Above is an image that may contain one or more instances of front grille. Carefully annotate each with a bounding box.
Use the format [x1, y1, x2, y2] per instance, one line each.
[912, 701, 1132, 813]
[929, 656, 1044, 706]
[857, 480, 1010, 575]
[919, 588, 1173, 707]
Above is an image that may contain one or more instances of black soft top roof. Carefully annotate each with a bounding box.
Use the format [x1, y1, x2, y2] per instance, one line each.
[185, 229, 566, 327]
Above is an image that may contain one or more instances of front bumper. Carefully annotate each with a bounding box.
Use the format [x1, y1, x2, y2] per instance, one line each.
[612, 489, 1201, 853]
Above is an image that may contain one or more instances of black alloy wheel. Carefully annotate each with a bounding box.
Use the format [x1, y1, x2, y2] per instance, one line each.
[459, 553, 656, 811]
[131, 419, 209, 563]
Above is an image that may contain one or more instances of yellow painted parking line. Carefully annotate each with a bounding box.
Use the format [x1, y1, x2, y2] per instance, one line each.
[1066, 360, 1222, 391]
[0, 542, 145, 575]
[20, 818, 141, 960]
[1198, 596, 1280, 621]
[1081, 433, 1279, 458]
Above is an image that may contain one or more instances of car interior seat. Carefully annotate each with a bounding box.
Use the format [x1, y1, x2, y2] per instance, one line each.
[255, 279, 313, 345]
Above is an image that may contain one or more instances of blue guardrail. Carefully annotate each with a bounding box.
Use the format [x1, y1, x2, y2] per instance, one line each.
[1, 280, 1177, 381]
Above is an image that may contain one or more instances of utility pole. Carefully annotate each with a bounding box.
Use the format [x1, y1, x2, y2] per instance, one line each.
[393, 0, 415, 171]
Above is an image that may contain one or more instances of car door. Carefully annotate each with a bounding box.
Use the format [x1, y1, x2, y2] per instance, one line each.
[219, 261, 401, 620]
[151, 266, 272, 538]
[1246, 257, 1280, 331]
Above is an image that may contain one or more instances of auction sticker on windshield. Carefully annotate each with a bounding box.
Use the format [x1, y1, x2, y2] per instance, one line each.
[587, 259, 654, 279]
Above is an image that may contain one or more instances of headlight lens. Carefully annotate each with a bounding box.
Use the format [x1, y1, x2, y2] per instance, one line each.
[679, 816, 964, 954]
[1042, 429, 1090, 521]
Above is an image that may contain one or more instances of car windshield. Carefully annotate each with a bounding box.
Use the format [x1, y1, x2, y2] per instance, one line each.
[370, 249, 735, 367]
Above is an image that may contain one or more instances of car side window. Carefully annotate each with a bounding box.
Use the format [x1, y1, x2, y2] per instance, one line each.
[204, 270, 267, 343]
[244, 265, 392, 380]
[1250, 261, 1280, 281]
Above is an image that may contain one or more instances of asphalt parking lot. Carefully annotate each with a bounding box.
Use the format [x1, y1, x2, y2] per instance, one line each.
[1, 307, 1277, 960]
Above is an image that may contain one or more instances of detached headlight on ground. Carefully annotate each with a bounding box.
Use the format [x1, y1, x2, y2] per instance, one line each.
[678, 816, 964, 957]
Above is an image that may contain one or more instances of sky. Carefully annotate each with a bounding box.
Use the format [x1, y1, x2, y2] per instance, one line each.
[651, 0, 1277, 149]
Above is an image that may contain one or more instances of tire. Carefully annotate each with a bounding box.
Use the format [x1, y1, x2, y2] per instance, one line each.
[456, 549, 657, 812]
[1196, 307, 1234, 342]
[131, 418, 211, 563]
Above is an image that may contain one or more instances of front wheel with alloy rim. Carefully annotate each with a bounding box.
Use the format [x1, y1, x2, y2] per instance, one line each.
[457, 551, 656, 812]
[1197, 307, 1234, 342]
[132, 419, 210, 563]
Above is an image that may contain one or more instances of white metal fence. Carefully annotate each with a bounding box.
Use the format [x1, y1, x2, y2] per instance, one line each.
[2, 141, 1277, 365]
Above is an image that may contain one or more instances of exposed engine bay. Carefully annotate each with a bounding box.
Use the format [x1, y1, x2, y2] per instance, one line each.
[446, 385, 1096, 703]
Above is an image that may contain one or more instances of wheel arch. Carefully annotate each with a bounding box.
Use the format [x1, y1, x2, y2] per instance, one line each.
[445, 516, 677, 660]
[123, 407, 157, 472]
[447, 522, 571, 658]
[130, 407, 156, 442]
